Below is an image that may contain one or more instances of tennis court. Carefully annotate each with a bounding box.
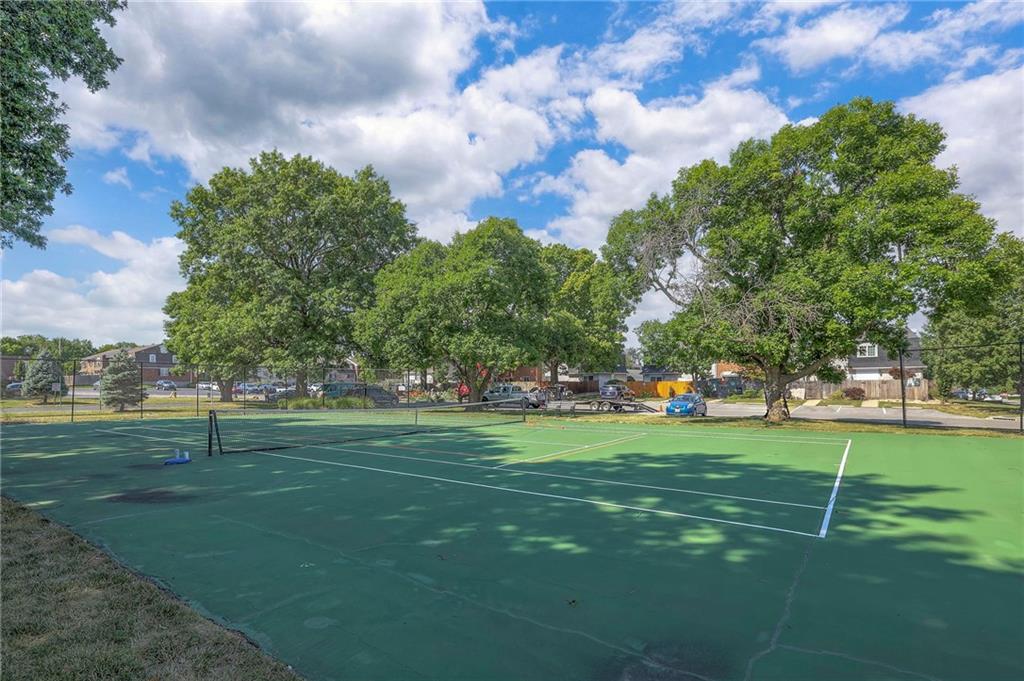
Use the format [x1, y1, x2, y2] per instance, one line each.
[2, 407, 1022, 680]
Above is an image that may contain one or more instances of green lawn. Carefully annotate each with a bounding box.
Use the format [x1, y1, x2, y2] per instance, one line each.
[2, 414, 1021, 680]
[880, 399, 1022, 419]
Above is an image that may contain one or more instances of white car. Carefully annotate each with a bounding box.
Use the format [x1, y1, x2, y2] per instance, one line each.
[197, 382, 219, 392]
[481, 384, 541, 407]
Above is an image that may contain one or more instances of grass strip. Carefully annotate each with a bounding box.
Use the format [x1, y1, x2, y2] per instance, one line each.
[0, 497, 302, 681]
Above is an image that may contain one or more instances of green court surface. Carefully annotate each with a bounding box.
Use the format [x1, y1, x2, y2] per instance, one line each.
[2, 412, 1022, 681]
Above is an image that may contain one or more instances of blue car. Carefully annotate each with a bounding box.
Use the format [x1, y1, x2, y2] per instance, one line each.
[665, 393, 707, 416]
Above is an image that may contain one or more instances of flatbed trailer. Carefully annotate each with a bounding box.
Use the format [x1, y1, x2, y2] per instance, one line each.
[578, 398, 658, 413]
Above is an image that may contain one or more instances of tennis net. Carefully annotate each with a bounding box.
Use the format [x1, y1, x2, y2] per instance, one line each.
[207, 399, 526, 455]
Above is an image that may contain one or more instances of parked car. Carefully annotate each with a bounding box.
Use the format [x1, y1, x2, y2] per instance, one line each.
[154, 380, 178, 390]
[5, 382, 23, 396]
[665, 393, 707, 417]
[196, 382, 219, 392]
[320, 381, 359, 398]
[481, 384, 530, 404]
[340, 385, 399, 406]
[232, 383, 262, 395]
[599, 381, 635, 401]
[950, 388, 971, 400]
[267, 387, 297, 403]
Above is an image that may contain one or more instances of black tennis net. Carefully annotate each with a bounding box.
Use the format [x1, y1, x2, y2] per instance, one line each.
[207, 399, 526, 455]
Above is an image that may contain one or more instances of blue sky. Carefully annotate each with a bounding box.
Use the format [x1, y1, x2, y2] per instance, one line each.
[3, 1, 1022, 345]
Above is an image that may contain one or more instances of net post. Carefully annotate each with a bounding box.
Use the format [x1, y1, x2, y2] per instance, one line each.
[70, 361, 77, 423]
[139, 362, 144, 420]
[898, 348, 907, 428]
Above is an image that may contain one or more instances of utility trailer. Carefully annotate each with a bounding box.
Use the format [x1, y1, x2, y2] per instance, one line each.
[579, 398, 658, 413]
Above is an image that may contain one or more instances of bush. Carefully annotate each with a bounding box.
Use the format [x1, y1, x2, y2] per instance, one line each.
[278, 397, 372, 410]
[841, 386, 866, 401]
[741, 388, 761, 398]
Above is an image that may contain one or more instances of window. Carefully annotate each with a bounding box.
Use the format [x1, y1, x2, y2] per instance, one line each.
[171, 354, 177, 363]
[148, 353, 157, 363]
[159, 345, 167, 354]
[856, 343, 878, 359]
[160, 367, 169, 376]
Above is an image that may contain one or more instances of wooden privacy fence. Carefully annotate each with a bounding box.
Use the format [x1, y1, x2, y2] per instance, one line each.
[790, 379, 932, 401]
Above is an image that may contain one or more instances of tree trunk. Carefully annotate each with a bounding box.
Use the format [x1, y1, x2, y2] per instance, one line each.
[548, 360, 560, 386]
[217, 379, 233, 402]
[763, 367, 790, 422]
[296, 369, 308, 398]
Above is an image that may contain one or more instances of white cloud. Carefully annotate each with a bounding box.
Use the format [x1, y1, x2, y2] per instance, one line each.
[534, 83, 789, 248]
[756, 3, 908, 72]
[1, 227, 184, 344]
[866, 1, 1024, 72]
[101, 166, 131, 189]
[901, 66, 1024, 236]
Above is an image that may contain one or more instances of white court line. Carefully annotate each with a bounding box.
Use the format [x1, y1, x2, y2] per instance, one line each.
[102, 426, 821, 509]
[111, 422, 603, 455]
[522, 421, 850, 446]
[258, 449, 821, 538]
[818, 439, 852, 538]
[882, 407, 887, 415]
[493, 433, 646, 468]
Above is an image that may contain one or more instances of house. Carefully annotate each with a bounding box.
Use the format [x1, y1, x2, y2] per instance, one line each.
[79, 343, 191, 385]
[640, 365, 681, 382]
[711, 361, 746, 378]
[575, 365, 641, 388]
[844, 332, 925, 381]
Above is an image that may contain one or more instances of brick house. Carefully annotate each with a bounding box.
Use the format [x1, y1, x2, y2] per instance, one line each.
[79, 343, 192, 385]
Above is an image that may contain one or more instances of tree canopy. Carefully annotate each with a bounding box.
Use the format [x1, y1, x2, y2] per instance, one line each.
[164, 151, 417, 395]
[0, 0, 124, 249]
[98, 348, 145, 412]
[22, 349, 66, 403]
[921, 232, 1024, 397]
[537, 244, 631, 384]
[605, 98, 1000, 419]
[354, 218, 547, 401]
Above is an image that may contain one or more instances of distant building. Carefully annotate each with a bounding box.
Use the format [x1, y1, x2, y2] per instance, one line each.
[844, 332, 925, 380]
[79, 343, 191, 385]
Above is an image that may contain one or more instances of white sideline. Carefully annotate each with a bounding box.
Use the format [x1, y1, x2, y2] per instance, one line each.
[258, 449, 822, 538]
[818, 439, 852, 538]
[101, 426, 823, 510]
[493, 434, 645, 468]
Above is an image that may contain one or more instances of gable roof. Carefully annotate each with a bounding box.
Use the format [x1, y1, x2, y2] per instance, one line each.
[81, 344, 161, 361]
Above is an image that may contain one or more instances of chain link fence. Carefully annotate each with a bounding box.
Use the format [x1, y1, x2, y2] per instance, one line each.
[2, 343, 1021, 432]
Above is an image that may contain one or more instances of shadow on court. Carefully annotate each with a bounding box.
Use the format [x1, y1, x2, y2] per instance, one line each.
[1, 418, 1021, 681]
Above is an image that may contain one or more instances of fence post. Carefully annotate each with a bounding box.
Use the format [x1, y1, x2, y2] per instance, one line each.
[139, 362, 144, 420]
[70, 361, 77, 423]
[322, 366, 327, 408]
[898, 349, 907, 428]
[1018, 338, 1023, 435]
[242, 367, 247, 414]
[195, 367, 200, 417]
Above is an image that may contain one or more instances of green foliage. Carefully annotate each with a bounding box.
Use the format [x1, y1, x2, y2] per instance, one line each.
[637, 317, 714, 380]
[605, 98, 1000, 418]
[95, 341, 138, 354]
[0, 1, 125, 248]
[537, 244, 631, 378]
[1, 335, 96, 360]
[277, 397, 372, 410]
[922, 233, 1024, 396]
[22, 350, 66, 403]
[355, 218, 547, 401]
[165, 151, 416, 395]
[98, 349, 146, 412]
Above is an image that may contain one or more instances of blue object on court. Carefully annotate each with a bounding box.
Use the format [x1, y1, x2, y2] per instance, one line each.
[163, 449, 192, 465]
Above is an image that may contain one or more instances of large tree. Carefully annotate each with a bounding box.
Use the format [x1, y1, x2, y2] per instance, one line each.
[165, 151, 416, 396]
[537, 244, 631, 384]
[1, 0, 125, 249]
[355, 218, 547, 402]
[637, 316, 714, 382]
[921, 232, 1024, 398]
[605, 98, 998, 420]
